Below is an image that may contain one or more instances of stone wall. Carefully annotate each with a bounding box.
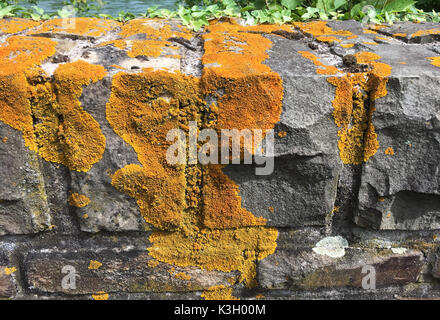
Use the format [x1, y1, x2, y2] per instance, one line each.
[0, 17, 440, 300]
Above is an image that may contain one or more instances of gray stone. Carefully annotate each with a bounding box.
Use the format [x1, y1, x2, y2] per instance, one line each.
[25, 250, 238, 294]
[258, 244, 424, 290]
[0, 123, 51, 235]
[224, 36, 342, 228]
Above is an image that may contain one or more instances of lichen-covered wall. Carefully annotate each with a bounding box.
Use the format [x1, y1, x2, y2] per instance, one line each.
[0, 17, 440, 300]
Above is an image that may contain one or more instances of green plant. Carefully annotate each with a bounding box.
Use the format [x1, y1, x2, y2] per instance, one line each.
[0, 0, 439, 28]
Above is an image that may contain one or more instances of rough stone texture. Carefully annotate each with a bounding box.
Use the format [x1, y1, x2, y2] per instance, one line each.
[0, 17, 439, 300]
[25, 249, 237, 294]
[227, 37, 341, 228]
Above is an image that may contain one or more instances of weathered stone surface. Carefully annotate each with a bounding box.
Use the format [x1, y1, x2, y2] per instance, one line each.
[259, 244, 424, 290]
[226, 36, 342, 228]
[0, 18, 439, 300]
[347, 40, 440, 230]
[371, 22, 440, 43]
[0, 123, 51, 235]
[0, 266, 16, 298]
[25, 250, 238, 294]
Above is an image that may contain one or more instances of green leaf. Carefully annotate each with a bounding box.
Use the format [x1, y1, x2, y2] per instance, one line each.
[281, 0, 301, 10]
[382, 0, 415, 13]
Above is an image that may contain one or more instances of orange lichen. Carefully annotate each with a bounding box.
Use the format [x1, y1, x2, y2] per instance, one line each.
[4, 267, 16, 275]
[340, 43, 355, 48]
[298, 51, 341, 75]
[147, 259, 160, 268]
[256, 293, 265, 299]
[385, 147, 395, 155]
[428, 56, 440, 68]
[203, 165, 267, 229]
[68, 193, 91, 208]
[278, 131, 287, 138]
[378, 197, 385, 202]
[376, 36, 391, 41]
[317, 36, 341, 43]
[307, 51, 391, 165]
[369, 25, 387, 31]
[0, 18, 40, 34]
[92, 291, 109, 300]
[106, 70, 202, 230]
[201, 285, 239, 300]
[2, 137, 7, 143]
[88, 260, 102, 270]
[392, 33, 407, 38]
[411, 28, 440, 38]
[354, 52, 381, 64]
[119, 19, 192, 40]
[294, 21, 352, 38]
[83, 214, 89, 219]
[174, 272, 192, 281]
[98, 19, 190, 59]
[32, 60, 107, 171]
[105, 20, 280, 288]
[363, 29, 377, 34]
[149, 227, 277, 287]
[0, 36, 57, 151]
[362, 41, 378, 45]
[34, 17, 120, 37]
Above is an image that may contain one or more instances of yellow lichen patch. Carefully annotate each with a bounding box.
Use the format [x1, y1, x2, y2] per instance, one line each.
[107, 20, 280, 288]
[428, 57, 440, 68]
[2, 137, 7, 143]
[92, 291, 109, 300]
[201, 285, 239, 300]
[201, 21, 282, 227]
[0, 18, 41, 34]
[316, 51, 391, 164]
[4, 267, 16, 275]
[294, 21, 352, 38]
[83, 213, 89, 219]
[294, 21, 353, 44]
[68, 193, 91, 208]
[316, 36, 341, 43]
[119, 19, 192, 40]
[0, 36, 57, 151]
[392, 33, 407, 38]
[149, 227, 278, 287]
[203, 165, 267, 229]
[106, 70, 202, 230]
[147, 259, 160, 268]
[369, 25, 387, 31]
[354, 52, 381, 64]
[88, 260, 102, 270]
[256, 293, 265, 299]
[34, 17, 120, 37]
[378, 197, 385, 202]
[411, 28, 440, 38]
[278, 131, 287, 138]
[32, 60, 107, 172]
[385, 147, 395, 155]
[340, 43, 355, 48]
[362, 41, 378, 45]
[174, 272, 191, 281]
[363, 29, 377, 34]
[298, 51, 341, 75]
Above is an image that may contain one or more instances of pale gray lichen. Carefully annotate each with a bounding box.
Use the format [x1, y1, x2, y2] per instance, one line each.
[312, 236, 349, 258]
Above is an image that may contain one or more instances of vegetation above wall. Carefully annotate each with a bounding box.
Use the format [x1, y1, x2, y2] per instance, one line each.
[0, 0, 439, 30]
